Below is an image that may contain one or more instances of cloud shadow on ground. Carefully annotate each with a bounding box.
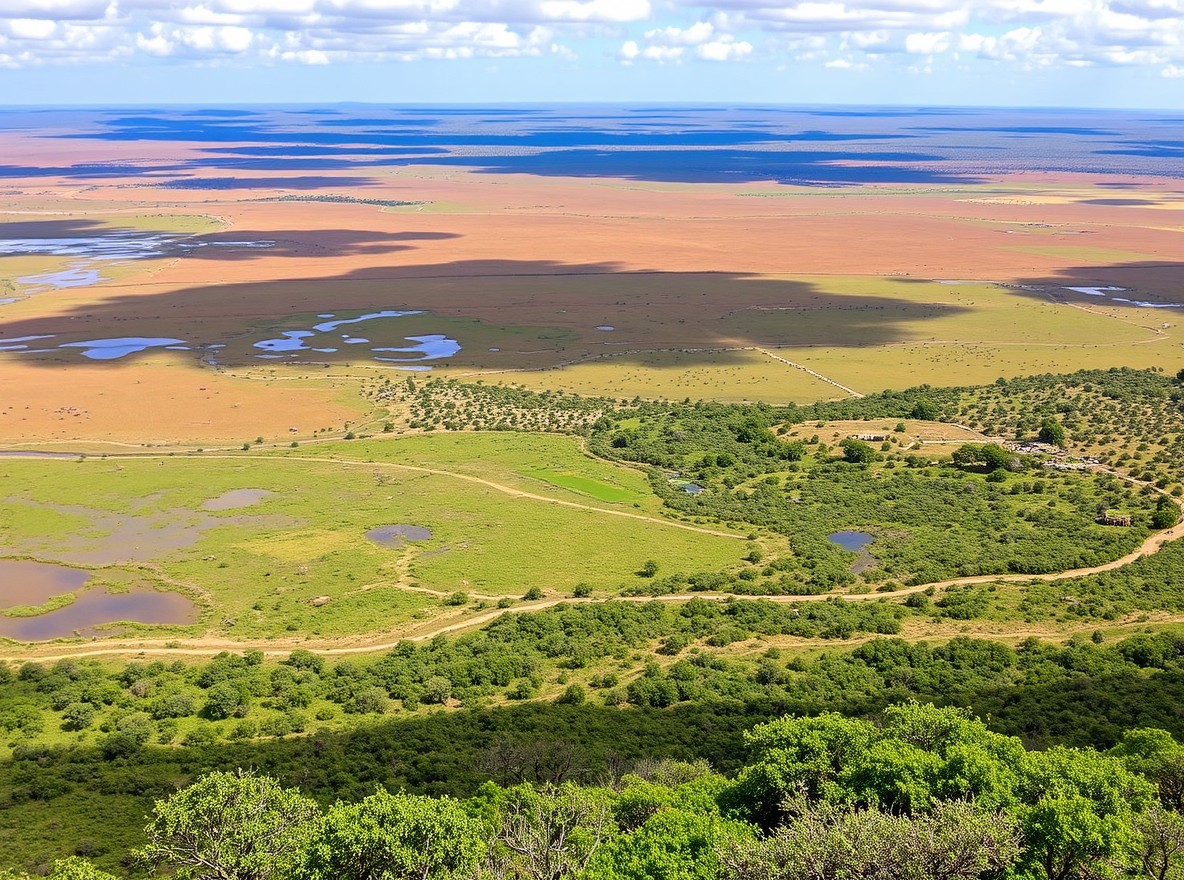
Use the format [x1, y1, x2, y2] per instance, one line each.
[0, 259, 972, 369]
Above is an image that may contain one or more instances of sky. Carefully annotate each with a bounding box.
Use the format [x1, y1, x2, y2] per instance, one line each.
[1, 0, 1183, 108]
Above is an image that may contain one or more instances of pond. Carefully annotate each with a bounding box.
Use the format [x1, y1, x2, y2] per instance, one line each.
[201, 488, 272, 511]
[365, 524, 433, 547]
[0, 558, 198, 640]
[0, 559, 91, 609]
[0, 586, 198, 641]
[828, 530, 874, 552]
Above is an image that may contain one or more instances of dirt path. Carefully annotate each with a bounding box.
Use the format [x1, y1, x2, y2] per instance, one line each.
[754, 348, 864, 398]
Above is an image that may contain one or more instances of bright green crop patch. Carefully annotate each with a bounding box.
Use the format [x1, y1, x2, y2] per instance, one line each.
[523, 469, 637, 502]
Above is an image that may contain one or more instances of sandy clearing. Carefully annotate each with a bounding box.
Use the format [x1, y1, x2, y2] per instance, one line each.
[0, 359, 360, 444]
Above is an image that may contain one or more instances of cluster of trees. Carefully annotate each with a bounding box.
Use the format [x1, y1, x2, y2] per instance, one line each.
[588, 402, 1153, 589]
[368, 377, 613, 435]
[8, 704, 1184, 880]
[13, 598, 1184, 762]
[0, 600, 913, 751]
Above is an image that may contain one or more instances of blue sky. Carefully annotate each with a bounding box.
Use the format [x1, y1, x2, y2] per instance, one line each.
[2, 0, 1183, 108]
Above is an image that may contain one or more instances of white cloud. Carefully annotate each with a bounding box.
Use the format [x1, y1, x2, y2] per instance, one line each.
[642, 42, 681, 58]
[694, 33, 749, 59]
[8, 17, 58, 37]
[644, 20, 712, 43]
[1163, 63, 1184, 76]
[904, 30, 949, 54]
[279, 46, 327, 60]
[538, 0, 649, 22]
[0, 0, 1183, 71]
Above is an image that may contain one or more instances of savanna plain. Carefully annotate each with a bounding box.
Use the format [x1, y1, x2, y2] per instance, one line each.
[3, 106, 1184, 880]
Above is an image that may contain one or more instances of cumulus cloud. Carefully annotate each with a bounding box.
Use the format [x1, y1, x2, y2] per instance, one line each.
[620, 18, 753, 61]
[695, 33, 750, 59]
[539, 0, 649, 22]
[904, 30, 949, 54]
[0, 0, 1183, 71]
[644, 20, 713, 43]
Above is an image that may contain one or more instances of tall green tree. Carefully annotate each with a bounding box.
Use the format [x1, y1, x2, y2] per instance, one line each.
[136, 770, 321, 880]
[1018, 746, 1155, 880]
[493, 783, 615, 880]
[307, 788, 486, 880]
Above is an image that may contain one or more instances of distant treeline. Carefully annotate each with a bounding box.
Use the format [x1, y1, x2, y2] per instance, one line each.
[254, 194, 425, 208]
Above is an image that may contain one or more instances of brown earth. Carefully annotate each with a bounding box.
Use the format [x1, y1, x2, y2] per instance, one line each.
[2, 126, 1182, 445]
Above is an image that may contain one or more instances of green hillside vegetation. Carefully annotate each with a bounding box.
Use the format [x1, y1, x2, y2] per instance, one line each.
[10, 623, 1184, 869]
[7, 704, 1184, 880]
[8, 367, 1184, 874]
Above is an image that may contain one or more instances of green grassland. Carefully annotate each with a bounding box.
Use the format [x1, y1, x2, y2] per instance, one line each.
[307, 432, 661, 511]
[0, 436, 750, 640]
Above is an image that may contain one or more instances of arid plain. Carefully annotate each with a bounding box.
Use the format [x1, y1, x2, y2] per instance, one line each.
[2, 108, 1183, 447]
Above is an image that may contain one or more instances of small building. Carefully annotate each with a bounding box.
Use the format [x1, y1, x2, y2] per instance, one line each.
[1098, 511, 1132, 527]
[851, 433, 888, 442]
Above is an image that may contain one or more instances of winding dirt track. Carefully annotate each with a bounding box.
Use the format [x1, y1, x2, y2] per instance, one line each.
[2, 451, 1183, 662]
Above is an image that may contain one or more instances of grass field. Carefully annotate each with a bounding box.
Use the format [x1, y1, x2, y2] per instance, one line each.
[0, 434, 750, 642]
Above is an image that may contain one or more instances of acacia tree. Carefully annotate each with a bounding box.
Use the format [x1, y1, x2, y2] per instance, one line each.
[839, 438, 876, 465]
[492, 783, 615, 880]
[1018, 746, 1155, 880]
[136, 770, 321, 880]
[1039, 419, 1067, 447]
[720, 800, 1018, 880]
[1111, 728, 1184, 811]
[1135, 804, 1184, 880]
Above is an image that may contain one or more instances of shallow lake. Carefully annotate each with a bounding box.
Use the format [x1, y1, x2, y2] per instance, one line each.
[366, 524, 433, 547]
[202, 488, 272, 511]
[828, 530, 874, 552]
[0, 586, 198, 641]
[0, 559, 91, 609]
[253, 311, 461, 369]
[2, 231, 276, 295]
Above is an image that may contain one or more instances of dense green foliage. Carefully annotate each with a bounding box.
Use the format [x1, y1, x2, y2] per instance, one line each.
[11, 627, 1184, 871]
[9, 367, 1184, 874]
[8, 705, 1184, 880]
